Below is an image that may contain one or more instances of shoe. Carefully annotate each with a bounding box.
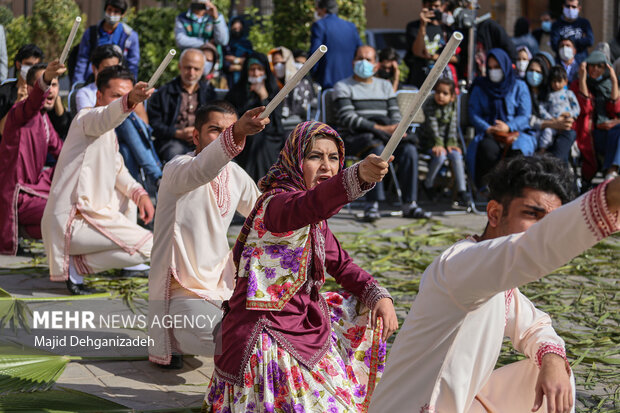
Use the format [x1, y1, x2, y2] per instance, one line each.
[360, 206, 381, 222]
[455, 191, 472, 208]
[156, 354, 184, 369]
[421, 183, 438, 202]
[403, 206, 431, 219]
[66, 280, 102, 295]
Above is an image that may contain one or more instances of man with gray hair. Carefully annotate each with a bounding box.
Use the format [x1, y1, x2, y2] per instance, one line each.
[147, 48, 216, 163]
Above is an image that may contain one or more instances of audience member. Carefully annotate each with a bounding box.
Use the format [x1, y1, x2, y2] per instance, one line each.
[571, 51, 620, 182]
[335, 45, 429, 221]
[532, 11, 554, 55]
[537, 66, 579, 162]
[268, 46, 314, 120]
[42, 66, 154, 295]
[72, 0, 139, 85]
[468, 48, 534, 187]
[0, 44, 43, 133]
[515, 45, 532, 79]
[148, 48, 215, 163]
[419, 78, 469, 206]
[536, 50, 556, 72]
[558, 37, 579, 82]
[174, 0, 228, 50]
[225, 52, 284, 181]
[551, 0, 593, 63]
[0, 63, 64, 255]
[222, 16, 252, 89]
[526, 55, 576, 165]
[405, 0, 451, 88]
[310, 0, 362, 89]
[0, 25, 7, 82]
[74, 44, 123, 112]
[512, 17, 538, 56]
[376, 47, 401, 92]
[292, 49, 307, 67]
[199, 42, 218, 85]
[149, 101, 266, 368]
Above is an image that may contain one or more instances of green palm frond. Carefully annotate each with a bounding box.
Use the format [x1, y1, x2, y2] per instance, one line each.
[0, 387, 131, 412]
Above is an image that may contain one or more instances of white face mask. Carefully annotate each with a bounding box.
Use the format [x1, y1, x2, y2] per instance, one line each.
[203, 60, 214, 75]
[488, 68, 504, 83]
[248, 75, 266, 84]
[559, 46, 575, 62]
[274, 62, 286, 78]
[105, 13, 122, 25]
[294, 62, 304, 71]
[20, 64, 31, 80]
[313, 11, 322, 21]
[563, 6, 579, 20]
[516, 60, 529, 76]
[441, 13, 455, 27]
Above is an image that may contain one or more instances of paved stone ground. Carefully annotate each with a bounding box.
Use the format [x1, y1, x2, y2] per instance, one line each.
[0, 204, 485, 410]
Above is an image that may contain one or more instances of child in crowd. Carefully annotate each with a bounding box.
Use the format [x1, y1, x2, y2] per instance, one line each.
[420, 78, 470, 206]
[538, 65, 580, 152]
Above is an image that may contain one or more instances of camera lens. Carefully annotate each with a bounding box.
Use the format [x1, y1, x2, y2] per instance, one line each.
[434, 9, 443, 21]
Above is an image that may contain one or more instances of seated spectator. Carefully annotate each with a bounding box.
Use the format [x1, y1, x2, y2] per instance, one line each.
[174, 0, 228, 50]
[537, 65, 579, 162]
[0, 63, 63, 255]
[551, 0, 593, 63]
[533, 11, 554, 55]
[526, 55, 576, 165]
[225, 52, 284, 181]
[375, 47, 401, 92]
[223, 16, 252, 88]
[558, 37, 579, 83]
[419, 79, 469, 206]
[74, 44, 123, 112]
[0, 44, 43, 135]
[512, 17, 539, 56]
[292, 49, 307, 68]
[72, 0, 139, 85]
[515, 45, 532, 79]
[571, 51, 620, 182]
[536, 50, 556, 72]
[335, 45, 429, 220]
[148, 48, 215, 163]
[42, 66, 154, 295]
[200, 42, 218, 85]
[268, 46, 314, 119]
[468, 48, 535, 187]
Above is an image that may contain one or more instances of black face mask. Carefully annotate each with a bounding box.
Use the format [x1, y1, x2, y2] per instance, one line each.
[190, 3, 206, 11]
[376, 68, 393, 80]
[231, 29, 242, 39]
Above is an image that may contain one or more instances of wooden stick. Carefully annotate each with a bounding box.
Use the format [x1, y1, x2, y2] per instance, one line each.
[59, 17, 82, 65]
[259, 45, 328, 119]
[147, 49, 177, 89]
[380, 32, 463, 161]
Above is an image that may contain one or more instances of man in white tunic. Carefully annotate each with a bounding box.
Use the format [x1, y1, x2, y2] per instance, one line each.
[148, 101, 268, 368]
[370, 156, 620, 413]
[42, 66, 155, 295]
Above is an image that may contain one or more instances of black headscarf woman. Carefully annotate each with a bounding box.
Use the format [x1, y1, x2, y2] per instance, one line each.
[226, 52, 284, 181]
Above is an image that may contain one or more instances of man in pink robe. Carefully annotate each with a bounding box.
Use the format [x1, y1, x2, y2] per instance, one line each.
[0, 62, 64, 255]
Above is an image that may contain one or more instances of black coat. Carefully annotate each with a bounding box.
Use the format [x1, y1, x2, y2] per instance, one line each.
[146, 76, 215, 149]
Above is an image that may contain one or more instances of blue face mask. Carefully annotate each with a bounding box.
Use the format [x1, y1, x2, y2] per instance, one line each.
[354, 59, 375, 79]
[541, 21, 552, 32]
[595, 75, 604, 81]
[526, 71, 543, 87]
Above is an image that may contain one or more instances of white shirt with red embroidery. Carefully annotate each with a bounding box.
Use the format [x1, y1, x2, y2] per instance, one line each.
[148, 124, 260, 365]
[369, 182, 619, 413]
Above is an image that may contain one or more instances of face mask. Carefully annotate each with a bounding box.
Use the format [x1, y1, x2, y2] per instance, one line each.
[104, 13, 121, 25]
[20, 64, 31, 80]
[442, 13, 455, 27]
[541, 21, 552, 32]
[294, 62, 304, 71]
[595, 74, 604, 81]
[376, 68, 393, 80]
[191, 2, 207, 11]
[354, 59, 375, 79]
[313, 11, 322, 21]
[203, 60, 214, 75]
[248, 75, 266, 84]
[231, 29, 242, 39]
[516, 60, 529, 76]
[563, 6, 578, 20]
[274, 62, 286, 78]
[526, 70, 543, 87]
[559, 46, 574, 62]
[488, 68, 504, 83]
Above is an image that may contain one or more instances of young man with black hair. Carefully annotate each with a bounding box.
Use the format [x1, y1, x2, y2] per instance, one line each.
[148, 101, 268, 368]
[42, 66, 154, 295]
[0, 61, 64, 255]
[72, 0, 139, 85]
[74, 44, 123, 113]
[371, 156, 620, 413]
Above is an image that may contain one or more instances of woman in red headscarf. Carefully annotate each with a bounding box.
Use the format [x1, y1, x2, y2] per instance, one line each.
[202, 121, 398, 412]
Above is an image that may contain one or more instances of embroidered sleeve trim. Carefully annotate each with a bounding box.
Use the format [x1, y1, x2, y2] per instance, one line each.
[360, 281, 392, 310]
[131, 187, 148, 205]
[581, 180, 619, 241]
[536, 342, 567, 367]
[343, 163, 375, 202]
[219, 124, 244, 159]
[420, 404, 436, 412]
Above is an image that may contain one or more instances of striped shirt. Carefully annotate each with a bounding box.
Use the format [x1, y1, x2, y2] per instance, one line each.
[334, 77, 401, 133]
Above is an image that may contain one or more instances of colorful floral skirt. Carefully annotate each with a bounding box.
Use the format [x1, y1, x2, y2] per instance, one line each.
[202, 291, 386, 412]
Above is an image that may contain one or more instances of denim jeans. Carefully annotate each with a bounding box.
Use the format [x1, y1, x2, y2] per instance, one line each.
[425, 149, 467, 193]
